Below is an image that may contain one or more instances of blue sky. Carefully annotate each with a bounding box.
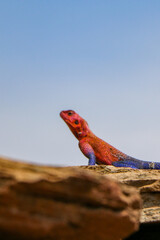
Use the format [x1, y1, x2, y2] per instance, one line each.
[0, 1, 160, 166]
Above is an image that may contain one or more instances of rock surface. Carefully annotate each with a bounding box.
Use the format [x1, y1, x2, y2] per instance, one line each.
[81, 165, 160, 223]
[0, 156, 141, 240]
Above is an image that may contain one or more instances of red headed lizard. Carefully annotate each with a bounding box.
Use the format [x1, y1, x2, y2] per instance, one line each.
[60, 110, 160, 169]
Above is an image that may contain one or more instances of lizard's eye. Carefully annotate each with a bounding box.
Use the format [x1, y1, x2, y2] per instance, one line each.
[68, 112, 72, 116]
[75, 120, 79, 125]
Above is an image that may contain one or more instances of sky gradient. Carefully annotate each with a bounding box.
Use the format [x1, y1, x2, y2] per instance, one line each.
[0, 1, 160, 166]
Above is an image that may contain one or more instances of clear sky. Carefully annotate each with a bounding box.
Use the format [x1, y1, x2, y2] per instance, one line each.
[0, 1, 160, 166]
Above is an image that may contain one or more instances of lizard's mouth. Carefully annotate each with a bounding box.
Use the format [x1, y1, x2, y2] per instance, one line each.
[64, 119, 72, 126]
[60, 113, 72, 126]
[60, 112, 68, 122]
[60, 111, 65, 119]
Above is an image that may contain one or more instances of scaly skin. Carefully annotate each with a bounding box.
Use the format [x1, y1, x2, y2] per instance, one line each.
[60, 110, 160, 169]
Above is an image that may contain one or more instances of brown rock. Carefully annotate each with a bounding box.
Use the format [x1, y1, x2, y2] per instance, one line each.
[81, 165, 160, 223]
[0, 157, 141, 240]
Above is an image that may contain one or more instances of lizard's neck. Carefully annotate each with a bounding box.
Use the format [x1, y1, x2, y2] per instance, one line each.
[71, 122, 95, 141]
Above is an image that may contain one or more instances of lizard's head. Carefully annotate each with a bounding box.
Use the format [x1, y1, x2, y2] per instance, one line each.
[60, 110, 90, 140]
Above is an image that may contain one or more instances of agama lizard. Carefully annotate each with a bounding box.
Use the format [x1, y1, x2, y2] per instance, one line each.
[60, 110, 160, 169]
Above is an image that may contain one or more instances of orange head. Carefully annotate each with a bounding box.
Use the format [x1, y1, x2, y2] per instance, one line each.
[60, 110, 90, 140]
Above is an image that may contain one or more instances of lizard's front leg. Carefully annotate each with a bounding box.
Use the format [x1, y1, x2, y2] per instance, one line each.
[79, 141, 96, 165]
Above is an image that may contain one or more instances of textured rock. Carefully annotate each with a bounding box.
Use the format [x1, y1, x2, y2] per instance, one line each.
[81, 165, 160, 223]
[0, 157, 141, 240]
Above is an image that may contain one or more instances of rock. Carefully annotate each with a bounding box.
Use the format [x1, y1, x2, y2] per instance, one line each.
[80, 165, 160, 223]
[0, 156, 141, 240]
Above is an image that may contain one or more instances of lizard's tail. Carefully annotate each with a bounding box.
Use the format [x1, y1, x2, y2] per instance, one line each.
[153, 162, 160, 169]
[139, 160, 160, 169]
[112, 157, 160, 169]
